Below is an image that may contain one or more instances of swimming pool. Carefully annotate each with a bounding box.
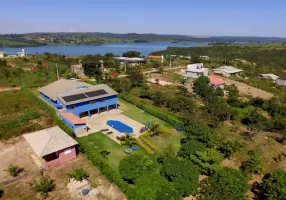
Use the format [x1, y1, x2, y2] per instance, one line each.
[106, 120, 134, 134]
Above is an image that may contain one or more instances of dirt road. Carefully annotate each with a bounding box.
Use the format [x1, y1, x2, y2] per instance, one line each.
[221, 77, 273, 99]
[0, 87, 21, 92]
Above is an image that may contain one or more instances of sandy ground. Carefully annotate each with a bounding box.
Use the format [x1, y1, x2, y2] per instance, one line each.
[0, 87, 21, 92]
[221, 77, 274, 99]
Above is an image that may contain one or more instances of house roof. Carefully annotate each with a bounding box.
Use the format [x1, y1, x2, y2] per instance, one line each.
[214, 66, 243, 74]
[209, 74, 225, 86]
[186, 63, 208, 73]
[258, 74, 278, 80]
[38, 79, 91, 101]
[113, 57, 147, 63]
[60, 113, 86, 125]
[23, 126, 78, 157]
[148, 55, 162, 59]
[57, 84, 118, 106]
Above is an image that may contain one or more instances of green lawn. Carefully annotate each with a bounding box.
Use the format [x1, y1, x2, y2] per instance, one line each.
[118, 98, 173, 129]
[78, 132, 147, 169]
[148, 132, 185, 153]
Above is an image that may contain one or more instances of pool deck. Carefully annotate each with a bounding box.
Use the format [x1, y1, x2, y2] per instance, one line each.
[81, 109, 145, 143]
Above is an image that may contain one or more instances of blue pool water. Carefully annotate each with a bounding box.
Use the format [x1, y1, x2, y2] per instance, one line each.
[107, 120, 133, 134]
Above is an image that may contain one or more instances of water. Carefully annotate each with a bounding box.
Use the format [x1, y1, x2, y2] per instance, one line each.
[0, 42, 208, 56]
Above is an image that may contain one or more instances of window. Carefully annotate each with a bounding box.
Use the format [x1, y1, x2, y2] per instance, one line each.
[90, 100, 96, 104]
[68, 105, 76, 109]
[64, 148, 72, 155]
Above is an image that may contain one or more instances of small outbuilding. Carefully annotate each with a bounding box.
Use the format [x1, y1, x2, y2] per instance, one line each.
[257, 74, 279, 81]
[23, 126, 78, 168]
[276, 77, 286, 86]
[209, 74, 225, 89]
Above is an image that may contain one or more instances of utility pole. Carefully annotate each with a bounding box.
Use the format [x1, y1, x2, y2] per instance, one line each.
[56, 63, 59, 80]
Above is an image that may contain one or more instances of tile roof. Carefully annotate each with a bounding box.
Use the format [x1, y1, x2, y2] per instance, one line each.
[60, 113, 86, 125]
[23, 126, 78, 157]
[209, 74, 225, 86]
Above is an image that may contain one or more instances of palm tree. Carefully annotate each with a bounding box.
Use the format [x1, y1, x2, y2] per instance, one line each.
[123, 133, 135, 146]
[149, 123, 160, 136]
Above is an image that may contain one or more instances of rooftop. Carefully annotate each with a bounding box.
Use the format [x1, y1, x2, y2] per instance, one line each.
[209, 74, 225, 86]
[23, 126, 78, 157]
[186, 63, 208, 72]
[60, 113, 86, 125]
[113, 57, 147, 62]
[215, 66, 243, 74]
[57, 84, 118, 106]
[39, 79, 91, 101]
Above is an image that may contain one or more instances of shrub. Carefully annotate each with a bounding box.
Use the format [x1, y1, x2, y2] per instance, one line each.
[178, 138, 206, 159]
[5, 164, 20, 177]
[30, 175, 55, 198]
[241, 152, 263, 174]
[219, 140, 242, 158]
[68, 168, 89, 181]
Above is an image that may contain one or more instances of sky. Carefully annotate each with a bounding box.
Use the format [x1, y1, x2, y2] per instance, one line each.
[1, 0, 286, 37]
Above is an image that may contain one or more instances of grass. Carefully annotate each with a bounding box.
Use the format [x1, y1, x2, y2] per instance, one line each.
[148, 132, 185, 153]
[118, 98, 173, 129]
[78, 132, 147, 169]
[0, 90, 56, 140]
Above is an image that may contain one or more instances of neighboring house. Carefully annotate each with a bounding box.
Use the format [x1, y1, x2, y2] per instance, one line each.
[70, 63, 84, 75]
[184, 63, 208, 78]
[257, 74, 278, 82]
[148, 55, 164, 63]
[17, 49, 25, 57]
[0, 51, 4, 58]
[200, 55, 209, 60]
[276, 77, 286, 86]
[23, 126, 78, 168]
[30, 65, 49, 71]
[113, 57, 147, 66]
[209, 74, 225, 89]
[39, 79, 118, 117]
[213, 66, 243, 77]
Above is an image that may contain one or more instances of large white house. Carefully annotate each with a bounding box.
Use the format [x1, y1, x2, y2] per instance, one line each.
[213, 66, 243, 77]
[184, 63, 208, 78]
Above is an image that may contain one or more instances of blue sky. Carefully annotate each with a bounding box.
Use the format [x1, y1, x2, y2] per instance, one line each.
[1, 0, 285, 37]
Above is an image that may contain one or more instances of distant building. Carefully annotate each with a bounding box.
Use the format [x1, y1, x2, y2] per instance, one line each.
[70, 63, 84, 75]
[17, 49, 25, 57]
[209, 74, 225, 89]
[23, 126, 78, 169]
[276, 77, 286, 86]
[200, 55, 209, 60]
[214, 66, 243, 77]
[148, 55, 164, 63]
[257, 74, 278, 81]
[234, 58, 247, 63]
[30, 65, 49, 71]
[0, 51, 4, 58]
[184, 63, 208, 78]
[113, 57, 147, 66]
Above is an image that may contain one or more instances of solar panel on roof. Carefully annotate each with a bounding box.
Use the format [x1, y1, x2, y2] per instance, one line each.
[85, 89, 107, 98]
[62, 93, 87, 103]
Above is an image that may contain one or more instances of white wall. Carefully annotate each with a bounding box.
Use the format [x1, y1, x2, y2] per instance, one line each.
[276, 79, 286, 86]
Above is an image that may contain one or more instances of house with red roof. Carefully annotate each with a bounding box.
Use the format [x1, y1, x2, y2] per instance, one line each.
[209, 74, 225, 89]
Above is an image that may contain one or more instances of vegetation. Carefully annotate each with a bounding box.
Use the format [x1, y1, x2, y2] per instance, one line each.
[241, 151, 263, 174]
[5, 164, 20, 177]
[68, 168, 89, 181]
[30, 175, 55, 198]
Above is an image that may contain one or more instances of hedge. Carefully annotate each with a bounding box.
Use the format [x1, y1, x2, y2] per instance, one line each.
[135, 138, 154, 154]
[118, 94, 183, 127]
[77, 138, 135, 198]
[24, 88, 75, 137]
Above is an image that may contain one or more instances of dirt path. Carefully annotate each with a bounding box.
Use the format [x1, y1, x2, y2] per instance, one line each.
[221, 77, 273, 99]
[0, 87, 21, 92]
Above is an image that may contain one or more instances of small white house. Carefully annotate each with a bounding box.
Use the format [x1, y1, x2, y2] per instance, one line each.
[200, 55, 209, 60]
[213, 66, 243, 77]
[185, 63, 208, 78]
[17, 49, 25, 57]
[276, 77, 286, 86]
[0, 51, 4, 58]
[257, 74, 278, 82]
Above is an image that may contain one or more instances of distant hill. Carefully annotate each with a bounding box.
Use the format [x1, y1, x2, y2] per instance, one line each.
[0, 32, 286, 47]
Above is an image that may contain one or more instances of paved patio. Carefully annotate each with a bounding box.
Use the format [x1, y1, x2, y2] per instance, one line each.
[82, 109, 145, 143]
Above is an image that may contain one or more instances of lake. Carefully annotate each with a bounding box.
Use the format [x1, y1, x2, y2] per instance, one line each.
[0, 42, 208, 56]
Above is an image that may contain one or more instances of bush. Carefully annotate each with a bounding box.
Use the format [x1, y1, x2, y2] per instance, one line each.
[178, 138, 206, 159]
[241, 152, 263, 174]
[5, 164, 20, 177]
[68, 168, 89, 181]
[219, 140, 242, 158]
[30, 175, 55, 199]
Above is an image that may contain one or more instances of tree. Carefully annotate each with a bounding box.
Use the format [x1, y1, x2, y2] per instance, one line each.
[30, 175, 55, 198]
[197, 168, 249, 200]
[104, 52, 115, 57]
[215, 87, 224, 97]
[157, 144, 176, 163]
[193, 76, 210, 97]
[122, 51, 141, 57]
[82, 61, 103, 82]
[68, 168, 89, 181]
[226, 84, 240, 106]
[241, 151, 263, 174]
[119, 154, 158, 183]
[219, 140, 242, 158]
[257, 169, 286, 200]
[122, 133, 136, 146]
[178, 138, 206, 159]
[109, 78, 132, 93]
[127, 73, 145, 87]
[133, 173, 181, 200]
[190, 55, 202, 63]
[149, 123, 160, 136]
[195, 149, 224, 165]
[151, 90, 165, 107]
[161, 158, 200, 196]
